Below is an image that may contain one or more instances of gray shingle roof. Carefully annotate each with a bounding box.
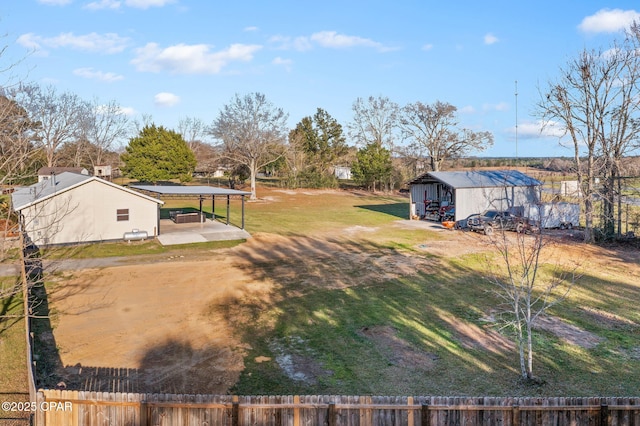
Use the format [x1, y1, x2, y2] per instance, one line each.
[11, 172, 163, 211]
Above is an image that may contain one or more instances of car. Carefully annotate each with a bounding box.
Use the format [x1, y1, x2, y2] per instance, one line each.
[467, 209, 524, 235]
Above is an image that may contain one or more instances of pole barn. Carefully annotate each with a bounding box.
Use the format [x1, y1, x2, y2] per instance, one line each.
[408, 170, 542, 223]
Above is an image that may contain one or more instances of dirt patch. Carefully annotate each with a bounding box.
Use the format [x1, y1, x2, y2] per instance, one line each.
[235, 233, 437, 289]
[436, 310, 514, 355]
[268, 336, 332, 385]
[359, 325, 438, 369]
[535, 315, 603, 349]
[48, 257, 272, 393]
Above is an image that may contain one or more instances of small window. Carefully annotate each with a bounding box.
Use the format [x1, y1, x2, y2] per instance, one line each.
[116, 209, 129, 221]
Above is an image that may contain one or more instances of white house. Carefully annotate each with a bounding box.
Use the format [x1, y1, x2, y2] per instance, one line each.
[12, 172, 163, 245]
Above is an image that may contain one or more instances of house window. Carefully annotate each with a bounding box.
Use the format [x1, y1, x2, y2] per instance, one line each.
[117, 209, 129, 221]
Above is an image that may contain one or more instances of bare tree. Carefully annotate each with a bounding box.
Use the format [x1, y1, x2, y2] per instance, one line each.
[399, 100, 494, 171]
[486, 222, 578, 380]
[537, 27, 640, 242]
[84, 98, 131, 167]
[348, 95, 399, 150]
[177, 116, 207, 152]
[209, 93, 288, 199]
[0, 93, 41, 185]
[13, 84, 91, 168]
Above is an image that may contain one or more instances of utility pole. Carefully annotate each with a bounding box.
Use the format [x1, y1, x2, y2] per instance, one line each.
[515, 80, 519, 166]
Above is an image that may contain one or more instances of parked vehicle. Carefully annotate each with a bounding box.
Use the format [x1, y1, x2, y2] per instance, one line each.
[467, 210, 524, 235]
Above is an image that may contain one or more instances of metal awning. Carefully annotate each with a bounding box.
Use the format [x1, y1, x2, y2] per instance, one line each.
[130, 185, 251, 229]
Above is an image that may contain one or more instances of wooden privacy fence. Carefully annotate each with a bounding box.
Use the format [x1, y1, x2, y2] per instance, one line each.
[37, 390, 640, 426]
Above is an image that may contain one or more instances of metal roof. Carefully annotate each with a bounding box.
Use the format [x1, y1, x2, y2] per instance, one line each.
[130, 185, 251, 197]
[408, 170, 542, 188]
[11, 172, 163, 211]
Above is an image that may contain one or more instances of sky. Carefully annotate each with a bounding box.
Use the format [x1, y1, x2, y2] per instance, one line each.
[2, 0, 640, 158]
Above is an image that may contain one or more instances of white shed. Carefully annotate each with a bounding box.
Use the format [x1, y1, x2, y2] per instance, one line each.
[408, 170, 542, 222]
[11, 172, 163, 245]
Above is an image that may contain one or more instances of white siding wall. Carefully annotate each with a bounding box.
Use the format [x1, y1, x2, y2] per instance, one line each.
[455, 186, 540, 221]
[22, 180, 159, 245]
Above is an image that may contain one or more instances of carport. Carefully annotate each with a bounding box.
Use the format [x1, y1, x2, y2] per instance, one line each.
[130, 185, 251, 235]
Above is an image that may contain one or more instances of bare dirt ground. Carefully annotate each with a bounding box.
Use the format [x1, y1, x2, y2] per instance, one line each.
[44, 204, 640, 394]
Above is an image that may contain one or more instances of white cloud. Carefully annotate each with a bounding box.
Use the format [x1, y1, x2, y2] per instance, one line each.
[271, 31, 394, 52]
[516, 120, 566, 139]
[124, 0, 175, 8]
[483, 102, 509, 112]
[154, 92, 180, 107]
[17, 34, 44, 51]
[73, 67, 124, 82]
[17, 32, 129, 54]
[131, 42, 262, 74]
[422, 43, 434, 51]
[272, 56, 292, 71]
[484, 33, 499, 45]
[84, 0, 121, 10]
[310, 31, 392, 51]
[459, 105, 475, 114]
[269, 35, 313, 51]
[118, 106, 137, 116]
[244, 26, 259, 32]
[579, 8, 640, 33]
[37, 0, 72, 5]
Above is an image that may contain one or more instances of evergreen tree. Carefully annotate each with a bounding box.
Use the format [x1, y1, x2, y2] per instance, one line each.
[121, 124, 196, 183]
[289, 108, 347, 187]
[351, 142, 392, 191]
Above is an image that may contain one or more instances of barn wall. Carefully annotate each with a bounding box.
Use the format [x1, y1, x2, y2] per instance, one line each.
[454, 186, 540, 221]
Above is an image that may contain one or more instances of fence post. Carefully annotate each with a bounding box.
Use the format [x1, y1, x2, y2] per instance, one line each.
[328, 403, 336, 426]
[293, 395, 300, 426]
[600, 404, 609, 426]
[512, 404, 520, 426]
[421, 403, 430, 426]
[140, 400, 148, 426]
[232, 401, 239, 426]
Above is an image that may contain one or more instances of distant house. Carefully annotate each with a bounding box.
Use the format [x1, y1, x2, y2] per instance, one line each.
[93, 165, 112, 181]
[12, 172, 163, 245]
[407, 170, 541, 222]
[333, 166, 352, 180]
[38, 167, 88, 182]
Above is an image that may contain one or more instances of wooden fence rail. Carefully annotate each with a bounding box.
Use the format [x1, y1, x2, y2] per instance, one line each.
[37, 390, 640, 426]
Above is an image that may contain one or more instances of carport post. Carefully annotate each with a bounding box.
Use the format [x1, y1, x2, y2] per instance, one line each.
[199, 196, 203, 222]
[226, 195, 230, 225]
[211, 195, 215, 221]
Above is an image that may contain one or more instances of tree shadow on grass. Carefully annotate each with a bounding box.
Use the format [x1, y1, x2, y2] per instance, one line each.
[355, 202, 409, 219]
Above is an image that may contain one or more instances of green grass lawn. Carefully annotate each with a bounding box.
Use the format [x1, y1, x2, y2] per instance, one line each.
[0, 278, 29, 412]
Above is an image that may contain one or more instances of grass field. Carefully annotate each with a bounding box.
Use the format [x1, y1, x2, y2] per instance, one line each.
[217, 187, 640, 396]
[0, 278, 30, 420]
[3, 185, 640, 397]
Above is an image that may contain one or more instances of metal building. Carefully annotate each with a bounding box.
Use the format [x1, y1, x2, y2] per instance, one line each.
[408, 170, 542, 222]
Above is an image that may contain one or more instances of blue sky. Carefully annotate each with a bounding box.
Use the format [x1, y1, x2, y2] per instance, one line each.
[2, 0, 639, 157]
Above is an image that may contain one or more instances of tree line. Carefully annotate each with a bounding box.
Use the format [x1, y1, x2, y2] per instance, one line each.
[0, 83, 495, 200]
[4, 21, 640, 241]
